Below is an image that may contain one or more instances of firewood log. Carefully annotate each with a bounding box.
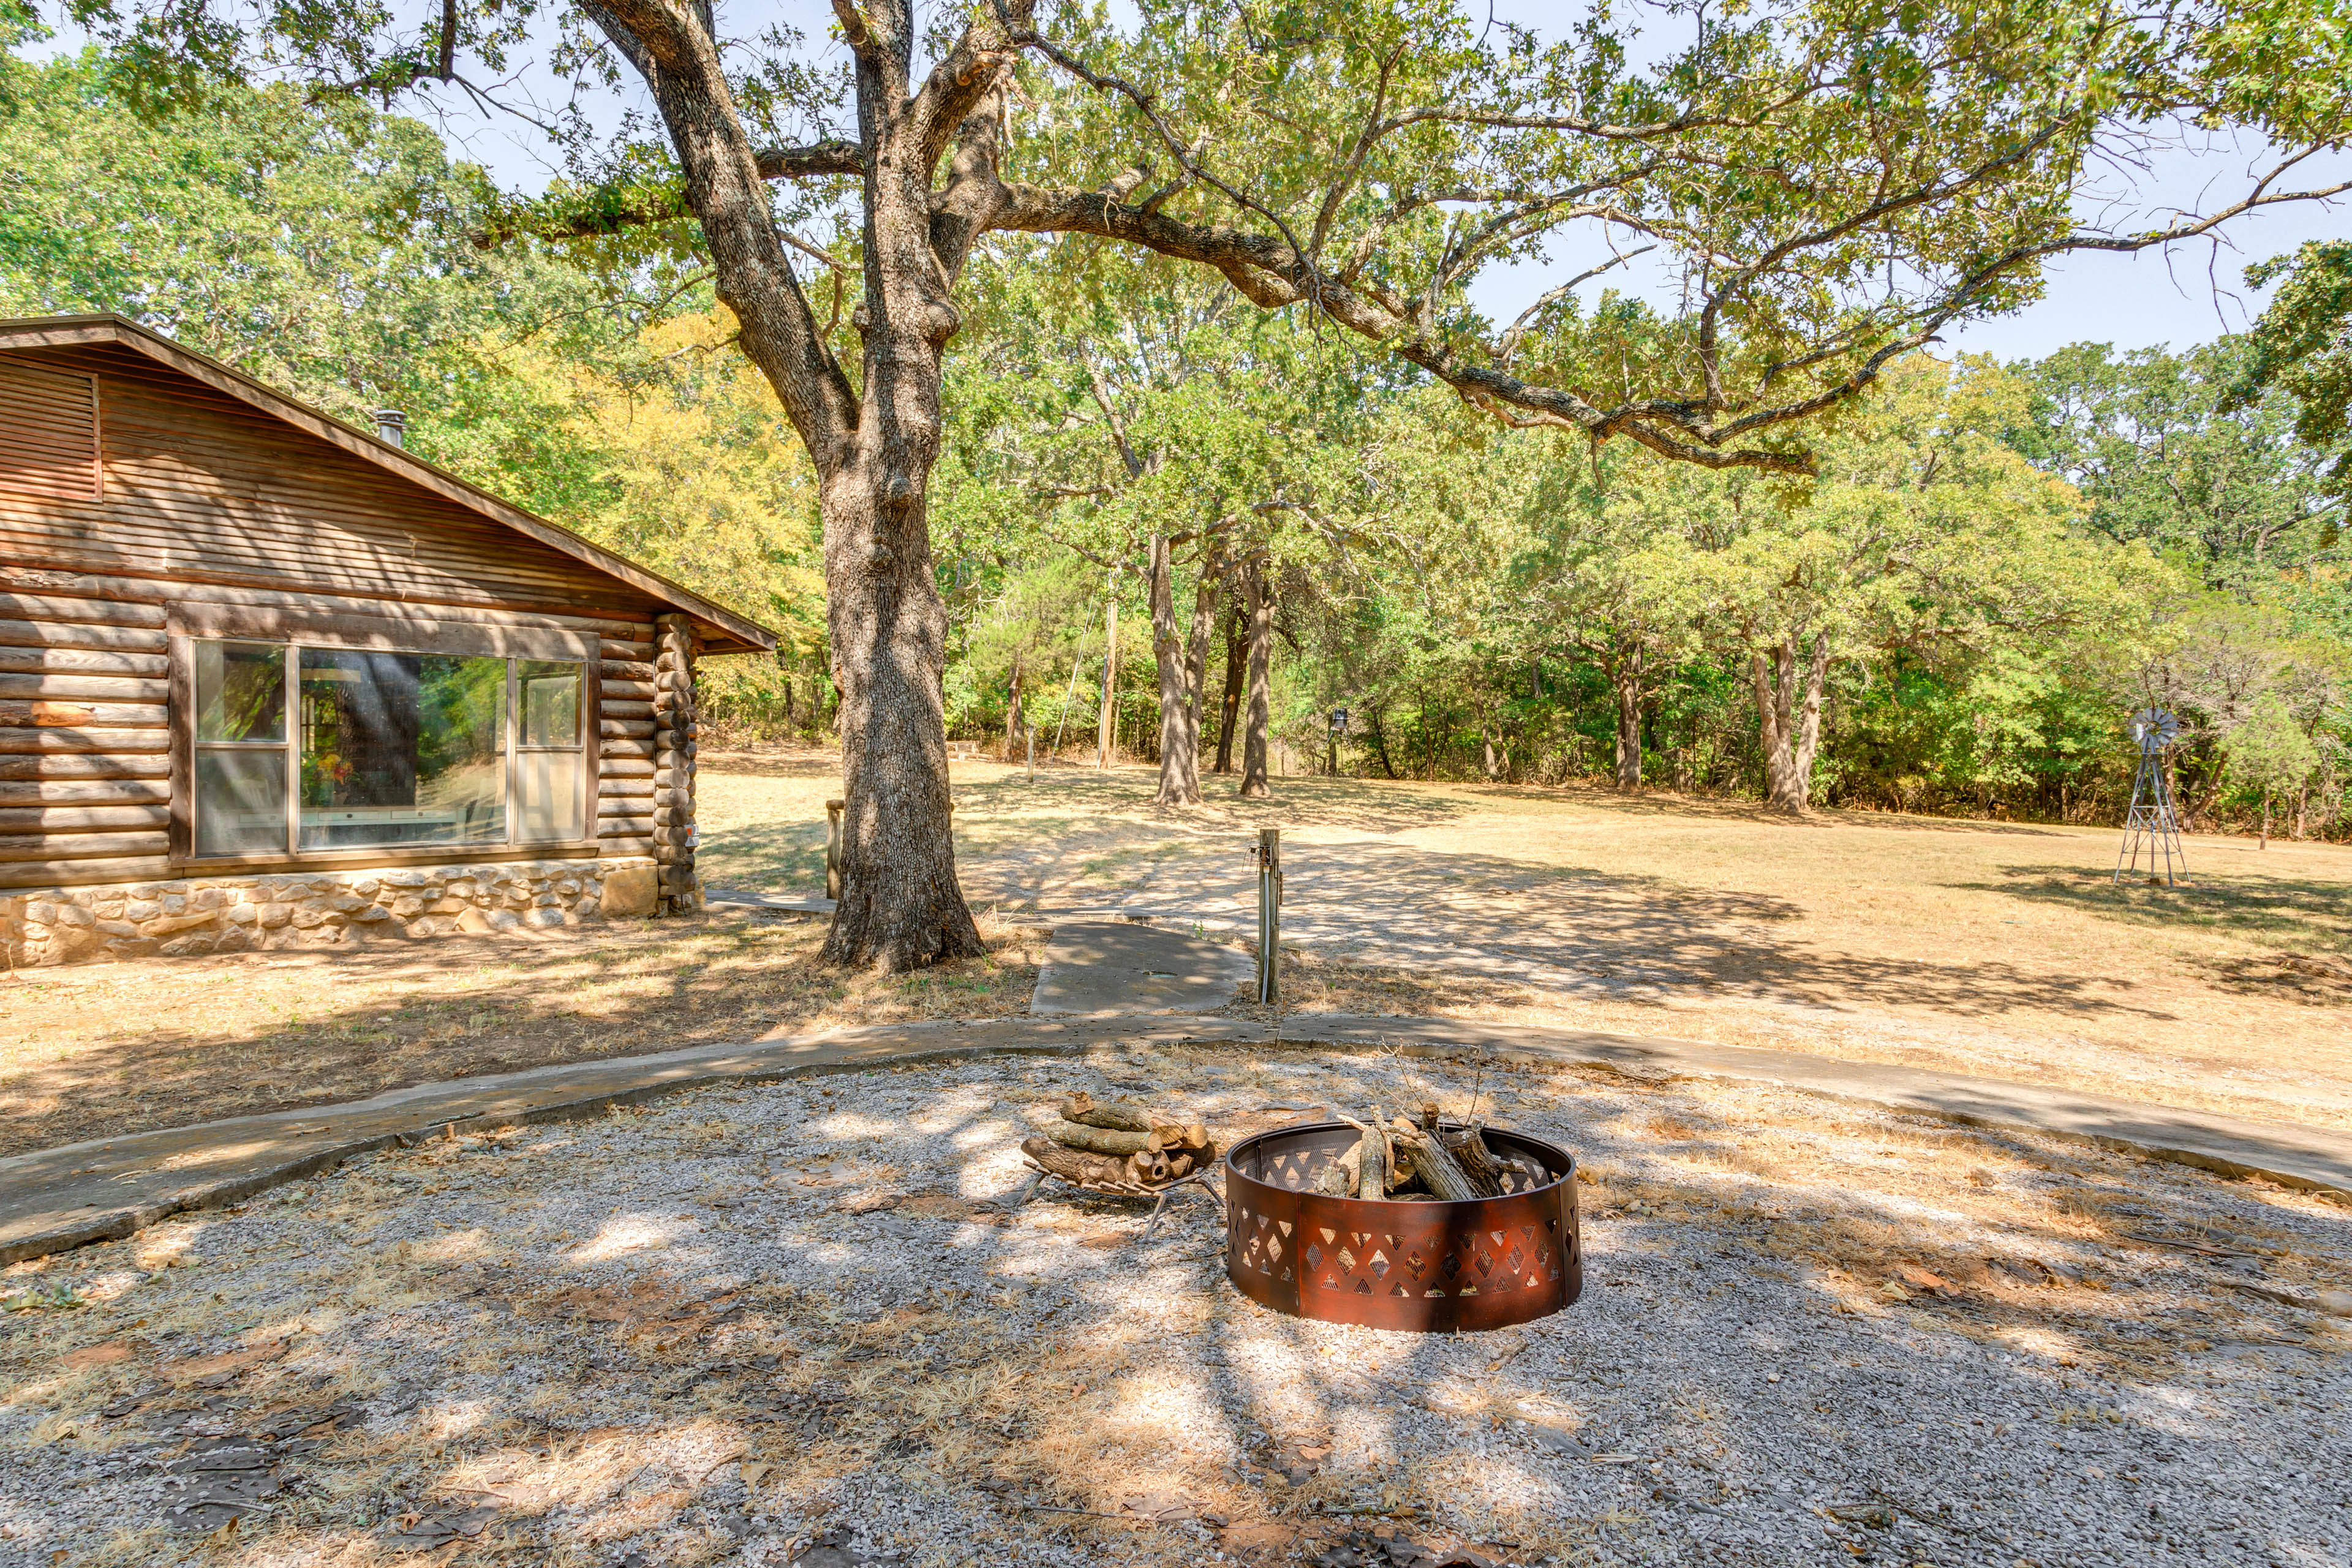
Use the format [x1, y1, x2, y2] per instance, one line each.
[1020, 1136, 1133, 1188]
[1447, 1122, 1508, 1197]
[1313, 1139, 1360, 1197]
[1062, 1095, 1209, 1152]
[1388, 1119, 1479, 1201]
[1046, 1120, 1152, 1156]
[1151, 1120, 1212, 1153]
[1061, 1093, 1153, 1133]
[1126, 1149, 1173, 1186]
[1344, 1112, 1389, 1198]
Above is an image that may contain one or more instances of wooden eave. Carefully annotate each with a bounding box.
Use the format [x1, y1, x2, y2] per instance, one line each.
[0, 314, 778, 655]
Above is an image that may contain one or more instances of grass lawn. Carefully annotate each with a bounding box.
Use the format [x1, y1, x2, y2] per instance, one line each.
[701, 747, 2352, 1131]
[2, 744, 2346, 1159]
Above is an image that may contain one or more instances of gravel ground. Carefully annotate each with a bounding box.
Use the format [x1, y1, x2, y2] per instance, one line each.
[2, 1042, 2347, 1567]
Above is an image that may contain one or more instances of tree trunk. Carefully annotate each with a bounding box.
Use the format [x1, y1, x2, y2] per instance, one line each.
[1183, 559, 1221, 756]
[1368, 706, 1400, 779]
[576, 0, 1025, 973]
[818, 454, 986, 970]
[1148, 534, 1201, 807]
[1751, 632, 1824, 816]
[1096, 578, 1119, 769]
[1611, 644, 1645, 791]
[1003, 657, 1023, 762]
[1793, 633, 1830, 793]
[1213, 600, 1245, 774]
[1239, 560, 1273, 798]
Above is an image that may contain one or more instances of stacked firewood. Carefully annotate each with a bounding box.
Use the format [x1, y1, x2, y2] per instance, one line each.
[1020, 1091, 1218, 1193]
[1313, 1102, 1512, 1200]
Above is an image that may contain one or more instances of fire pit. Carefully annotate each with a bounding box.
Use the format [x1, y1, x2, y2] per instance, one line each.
[1224, 1120, 1582, 1333]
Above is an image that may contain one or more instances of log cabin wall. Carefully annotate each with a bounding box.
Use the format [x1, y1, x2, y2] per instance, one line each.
[0, 325, 762, 964]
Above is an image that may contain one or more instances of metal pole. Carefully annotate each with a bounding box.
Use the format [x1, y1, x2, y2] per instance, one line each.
[1256, 826, 1281, 1005]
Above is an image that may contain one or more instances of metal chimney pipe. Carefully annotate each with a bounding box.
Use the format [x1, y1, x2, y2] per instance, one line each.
[374, 409, 407, 448]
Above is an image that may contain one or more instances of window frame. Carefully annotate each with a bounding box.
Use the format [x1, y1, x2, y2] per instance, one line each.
[169, 625, 600, 870]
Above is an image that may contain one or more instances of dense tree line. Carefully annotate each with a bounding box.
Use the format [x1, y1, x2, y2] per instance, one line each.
[7, 7, 2350, 984]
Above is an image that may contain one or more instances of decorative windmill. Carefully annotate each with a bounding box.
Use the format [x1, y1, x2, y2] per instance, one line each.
[2114, 708, 2190, 887]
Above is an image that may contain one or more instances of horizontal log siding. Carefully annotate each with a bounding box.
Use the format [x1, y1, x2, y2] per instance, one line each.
[0, 348, 691, 891]
[596, 623, 660, 869]
[0, 345, 671, 627]
[0, 590, 178, 885]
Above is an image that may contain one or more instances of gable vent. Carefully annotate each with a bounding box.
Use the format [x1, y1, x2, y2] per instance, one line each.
[0, 354, 100, 502]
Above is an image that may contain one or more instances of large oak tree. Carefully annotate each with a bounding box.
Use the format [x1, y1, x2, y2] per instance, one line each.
[56, 0, 2351, 965]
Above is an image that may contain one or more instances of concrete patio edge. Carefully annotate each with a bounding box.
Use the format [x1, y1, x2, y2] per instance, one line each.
[5, 1012, 2347, 1267]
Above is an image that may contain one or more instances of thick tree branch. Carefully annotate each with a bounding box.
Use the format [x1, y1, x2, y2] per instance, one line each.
[578, 0, 857, 460]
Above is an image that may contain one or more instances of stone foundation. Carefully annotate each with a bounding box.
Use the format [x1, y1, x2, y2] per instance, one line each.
[0, 856, 659, 967]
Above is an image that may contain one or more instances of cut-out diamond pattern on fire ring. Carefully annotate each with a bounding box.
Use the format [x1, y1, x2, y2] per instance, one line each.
[1221, 1121, 1583, 1333]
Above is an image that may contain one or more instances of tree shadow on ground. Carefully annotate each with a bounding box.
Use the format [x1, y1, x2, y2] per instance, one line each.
[0, 913, 1039, 1158]
[1058, 839, 2171, 1027]
[1963, 867, 2352, 954]
[8, 1045, 2345, 1566]
[957, 767, 1485, 835]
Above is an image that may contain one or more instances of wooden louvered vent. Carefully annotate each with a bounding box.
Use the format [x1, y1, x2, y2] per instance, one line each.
[0, 353, 100, 501]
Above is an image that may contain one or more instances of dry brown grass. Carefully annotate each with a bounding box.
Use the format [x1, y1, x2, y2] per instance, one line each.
[0, 910, 1046, 1157]
[5, 744, 2347, 1162]
[778, 755, 2348, 1131]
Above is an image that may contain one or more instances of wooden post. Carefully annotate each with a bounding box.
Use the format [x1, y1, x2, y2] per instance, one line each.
[825, 798, 844, 900]
[1255, 826, 1281, 1005]
[652, 612, 701, 915]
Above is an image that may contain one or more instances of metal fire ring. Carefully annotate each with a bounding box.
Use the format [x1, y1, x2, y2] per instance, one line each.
[1223, 1121, 1583, 1333]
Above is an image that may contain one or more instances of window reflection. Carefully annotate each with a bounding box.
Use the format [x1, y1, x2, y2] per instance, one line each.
[297, 650, 507, 850]
[189, 640, 591, 858]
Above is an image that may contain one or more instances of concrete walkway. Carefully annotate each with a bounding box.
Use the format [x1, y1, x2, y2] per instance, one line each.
[6, 1012, 2350, 1267]
[1028, 920, 1257, 1015]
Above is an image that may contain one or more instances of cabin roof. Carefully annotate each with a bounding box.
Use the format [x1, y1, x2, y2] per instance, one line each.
[0, 314, 778, 655]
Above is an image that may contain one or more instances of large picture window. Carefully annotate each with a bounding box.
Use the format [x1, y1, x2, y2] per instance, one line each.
[190, 639, 589, 859]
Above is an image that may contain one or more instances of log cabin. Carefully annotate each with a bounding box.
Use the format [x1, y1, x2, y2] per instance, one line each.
[0, 314, 775, 965]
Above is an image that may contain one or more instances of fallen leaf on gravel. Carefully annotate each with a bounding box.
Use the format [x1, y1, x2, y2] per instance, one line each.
[1893, 1265, 1960, 1297]
[375, 1504, 500, 1551]
[837, 1191, 900, 1214]
[1483, 1334, 1529, 1372]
